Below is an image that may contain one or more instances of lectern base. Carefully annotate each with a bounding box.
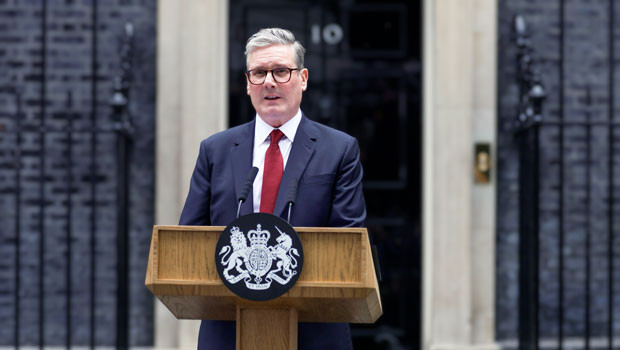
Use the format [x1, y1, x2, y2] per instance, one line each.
[236, 306, 298, 350]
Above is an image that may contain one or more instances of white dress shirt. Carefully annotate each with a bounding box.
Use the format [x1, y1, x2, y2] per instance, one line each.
[252, 110, 302, 212]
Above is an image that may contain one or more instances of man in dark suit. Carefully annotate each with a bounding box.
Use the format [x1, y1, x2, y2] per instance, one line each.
[179, 27, 365, 350]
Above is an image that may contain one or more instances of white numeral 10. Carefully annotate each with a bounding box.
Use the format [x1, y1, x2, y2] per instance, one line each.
[311, 24, 344, 45]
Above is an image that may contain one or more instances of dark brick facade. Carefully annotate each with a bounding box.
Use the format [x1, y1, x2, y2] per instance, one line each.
[498, 0, 620, 342]
[0, 0, 155, 346]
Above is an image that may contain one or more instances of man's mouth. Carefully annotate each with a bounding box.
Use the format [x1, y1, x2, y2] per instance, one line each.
[264, 96, 280, 100]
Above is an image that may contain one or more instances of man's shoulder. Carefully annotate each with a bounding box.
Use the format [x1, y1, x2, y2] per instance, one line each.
[200, 120, 254, 148]
[303, 116, 357, 145]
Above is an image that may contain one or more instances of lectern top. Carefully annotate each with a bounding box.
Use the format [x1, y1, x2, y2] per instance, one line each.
[145, 225, 382, 323]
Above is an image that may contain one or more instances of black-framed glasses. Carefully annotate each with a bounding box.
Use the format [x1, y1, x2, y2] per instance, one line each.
[246, 67, 301, 85]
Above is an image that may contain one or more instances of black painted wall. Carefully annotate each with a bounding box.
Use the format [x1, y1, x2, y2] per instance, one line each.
[0, 0, 155, 346]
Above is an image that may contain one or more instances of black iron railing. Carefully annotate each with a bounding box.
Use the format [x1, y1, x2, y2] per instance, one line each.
[515, 11, 618, 350]
[6, 6, 135, 348]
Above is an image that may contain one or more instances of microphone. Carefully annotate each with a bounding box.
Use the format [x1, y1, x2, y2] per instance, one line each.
[237, 167, 259, 218]
[286, 178, 299, 223]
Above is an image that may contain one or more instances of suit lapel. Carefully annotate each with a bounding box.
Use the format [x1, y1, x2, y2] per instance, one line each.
[231, 120, 255, 216]
[273, 115, 318, 217]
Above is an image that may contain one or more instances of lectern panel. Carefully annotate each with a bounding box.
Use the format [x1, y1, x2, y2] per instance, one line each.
[298, 231, 362, 283]
[158, 229, 220, 281]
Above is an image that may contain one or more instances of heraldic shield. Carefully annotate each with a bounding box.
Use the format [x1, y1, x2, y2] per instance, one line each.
[215, 213, 304, 301]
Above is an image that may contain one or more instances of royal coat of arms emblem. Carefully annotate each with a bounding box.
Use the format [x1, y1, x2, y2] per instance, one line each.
[215, 213, 304, 301]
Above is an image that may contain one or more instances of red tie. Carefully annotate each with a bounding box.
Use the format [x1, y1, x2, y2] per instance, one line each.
[260, 129, 285, 213]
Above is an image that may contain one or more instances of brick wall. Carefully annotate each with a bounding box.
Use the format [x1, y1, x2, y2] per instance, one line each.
[0, 0, 155, 346]
[498, 0, 620, 341]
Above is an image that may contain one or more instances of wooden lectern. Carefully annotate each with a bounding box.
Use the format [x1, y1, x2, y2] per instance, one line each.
[145, 225, 382, 350]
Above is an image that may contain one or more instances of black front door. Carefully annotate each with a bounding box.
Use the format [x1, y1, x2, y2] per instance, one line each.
[228, 1, 422, 348]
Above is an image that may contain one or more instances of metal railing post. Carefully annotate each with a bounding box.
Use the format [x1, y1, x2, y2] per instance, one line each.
[514, 15, 546, 350]
[111, 22, 135, 350]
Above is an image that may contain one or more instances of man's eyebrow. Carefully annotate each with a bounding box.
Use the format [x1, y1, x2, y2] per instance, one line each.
[249, 64, 290, 70]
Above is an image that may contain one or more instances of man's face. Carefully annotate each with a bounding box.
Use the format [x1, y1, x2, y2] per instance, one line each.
[246, 44, 308, 127]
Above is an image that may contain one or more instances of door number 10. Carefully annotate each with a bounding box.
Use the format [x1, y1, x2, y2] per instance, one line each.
[311, 24, 344, 45]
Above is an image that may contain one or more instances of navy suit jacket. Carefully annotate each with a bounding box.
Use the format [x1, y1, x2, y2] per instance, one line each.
[179, 114, 366, 349]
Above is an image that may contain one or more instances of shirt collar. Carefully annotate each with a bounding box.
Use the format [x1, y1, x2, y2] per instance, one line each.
[254, 109, 302, 145]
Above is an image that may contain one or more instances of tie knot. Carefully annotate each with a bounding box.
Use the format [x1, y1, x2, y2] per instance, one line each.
[270, 129, 284, 145]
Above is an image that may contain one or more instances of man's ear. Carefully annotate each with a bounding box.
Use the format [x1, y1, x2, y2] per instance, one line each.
[246, 76, 251, 95]
[300, 68, 309, 91]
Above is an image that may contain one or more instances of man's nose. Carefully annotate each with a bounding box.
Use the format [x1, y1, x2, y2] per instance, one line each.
[263, 71, 277, 87]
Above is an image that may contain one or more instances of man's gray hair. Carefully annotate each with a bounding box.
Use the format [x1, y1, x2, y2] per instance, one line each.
[245, 28, 306, 69]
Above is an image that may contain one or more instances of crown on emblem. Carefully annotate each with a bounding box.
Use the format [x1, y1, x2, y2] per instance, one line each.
[230, 226, 245, 240]
[247, 224, 270, 246]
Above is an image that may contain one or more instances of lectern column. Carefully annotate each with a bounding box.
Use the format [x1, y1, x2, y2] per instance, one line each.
[236, 306, 298, 350]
